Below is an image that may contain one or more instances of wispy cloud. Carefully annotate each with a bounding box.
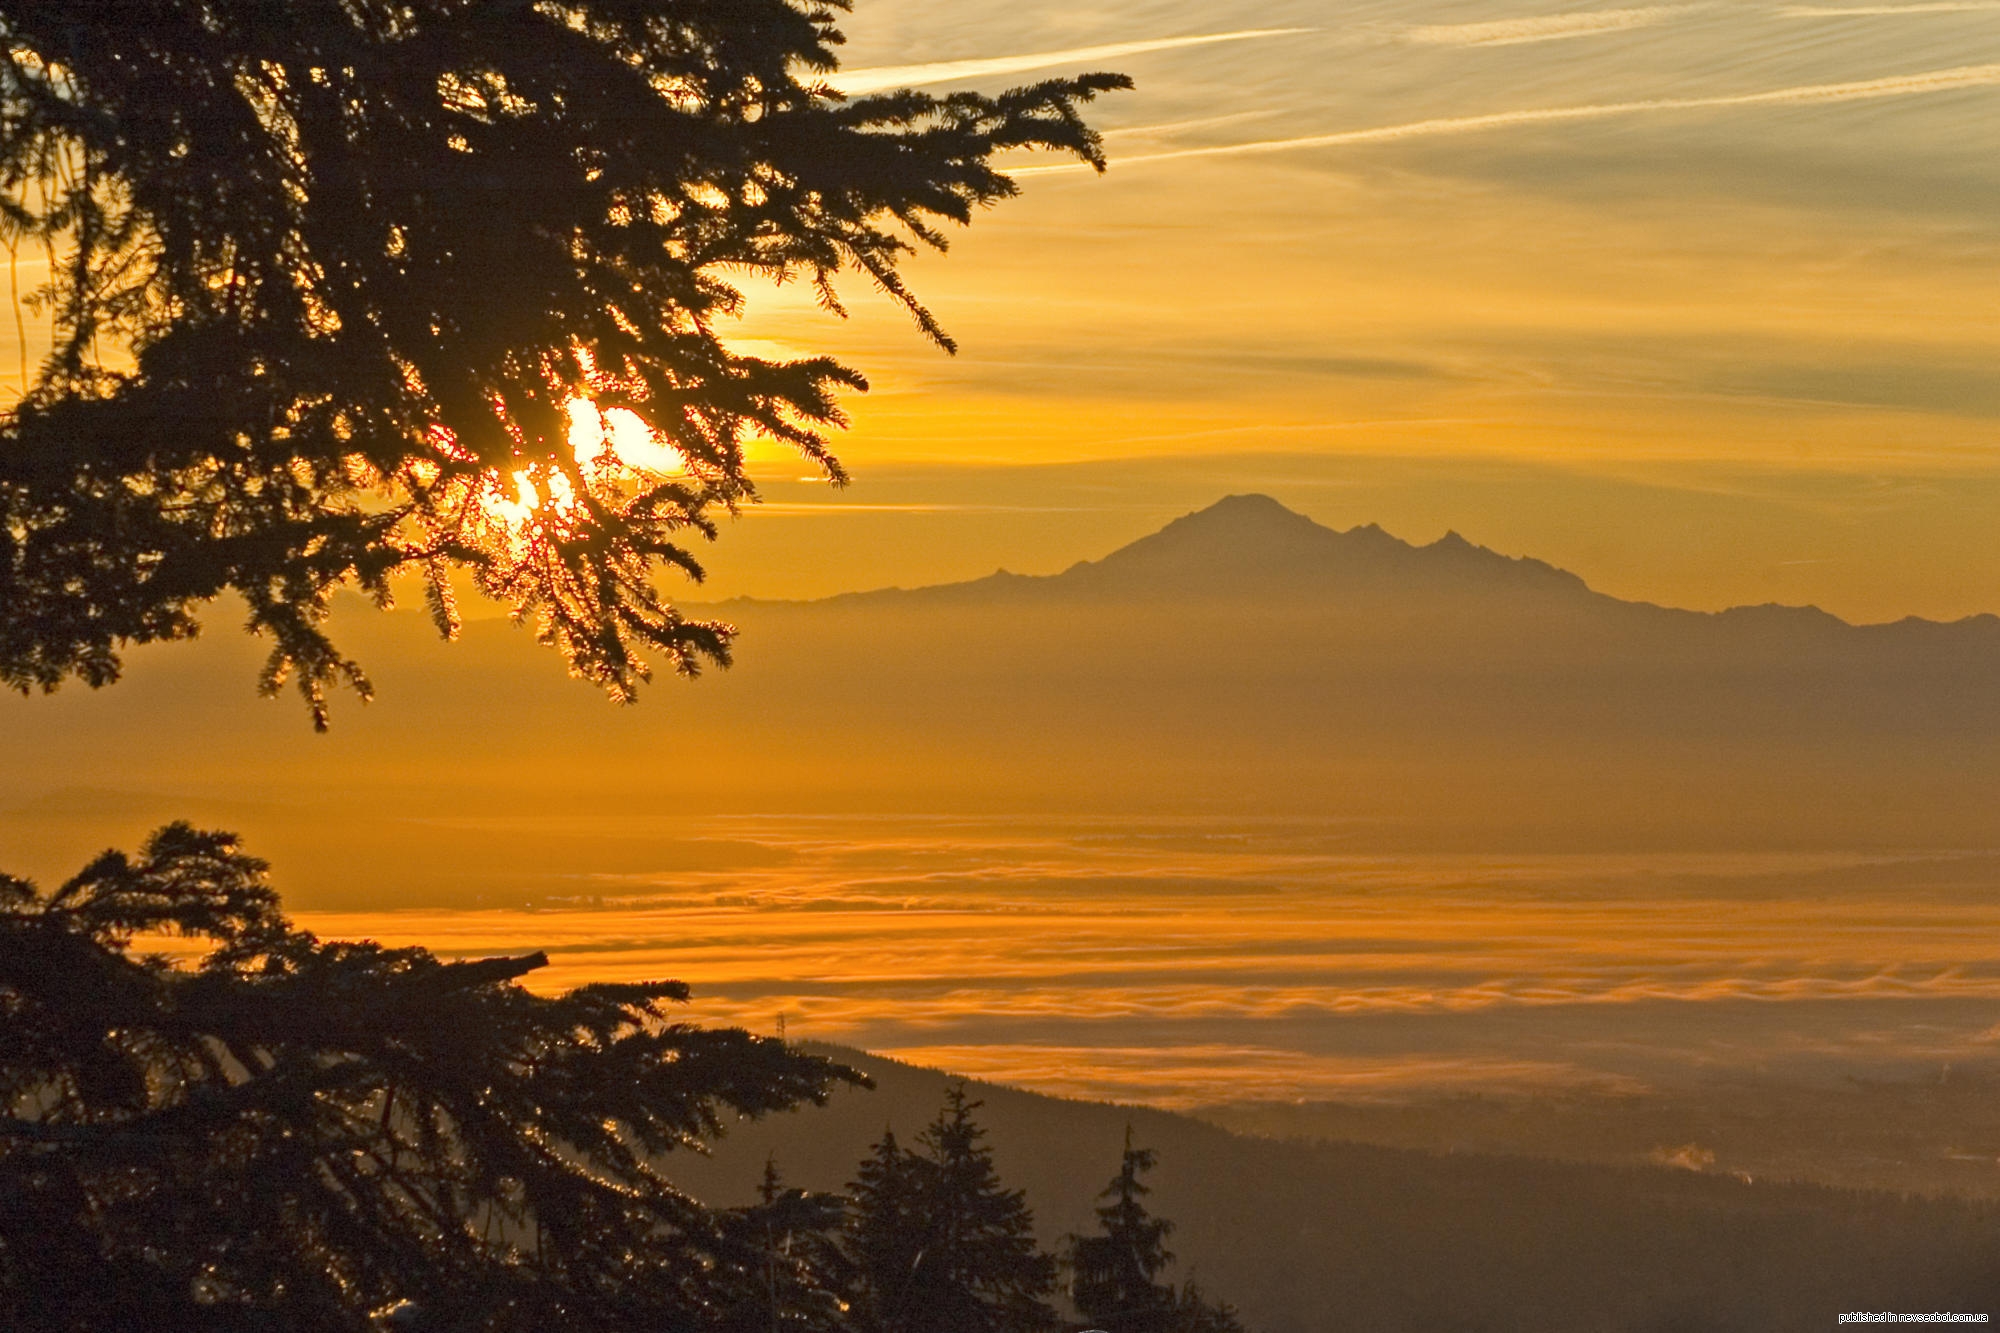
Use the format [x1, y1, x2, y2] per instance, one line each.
[872, 1045, 1644, 1107]
[1103, 110, 1281, 141]
[1014, 62, 2000, 174]
[1781, 1, 2000, 14]
[1408, 6, 1691, 47]
[830, 28, 1315, 96]
[747, 502, 1113, 516]
[273, 822, 2000, 1093]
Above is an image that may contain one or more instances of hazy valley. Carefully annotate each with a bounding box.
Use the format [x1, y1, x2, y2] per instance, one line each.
[10, 499, 2000, 1258]
[11, 494, 2000, 847]
[668, 1047, 2000, 1333]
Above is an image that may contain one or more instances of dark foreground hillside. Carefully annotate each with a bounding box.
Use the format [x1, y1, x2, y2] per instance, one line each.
[665, 1047, 2000, 1333]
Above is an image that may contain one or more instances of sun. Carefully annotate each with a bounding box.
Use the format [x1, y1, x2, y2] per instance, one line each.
[565, 398, 684, 477]
[475, 395, 687, 532]
[398, 353, 719, 668]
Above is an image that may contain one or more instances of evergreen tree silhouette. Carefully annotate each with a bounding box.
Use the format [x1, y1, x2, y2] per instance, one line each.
[1164, 1282, 1247, 1333]
[846, 1087, 1057, 1332]
[1067, 1131, 1246, 1333]
[0, 823, 863, 1331]
[845, 1128, 929, 1331]
[1069, 1127, 1176, 1333]
[0, 0, 1128, 726]
[724, 1158, 854, 1333]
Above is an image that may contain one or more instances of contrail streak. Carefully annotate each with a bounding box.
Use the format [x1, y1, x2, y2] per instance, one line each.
[1408, 6, 1690, 46]
[829, 28, 1315, 96]
[1013, 62, 2000, 174]
[1782, 1, 2000, 13]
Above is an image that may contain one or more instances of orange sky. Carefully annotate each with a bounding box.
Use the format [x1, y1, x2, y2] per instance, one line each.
[683, 0, 2000, 621]
[8, 5, 2000, 1110]
[2, 4, 1993, 621]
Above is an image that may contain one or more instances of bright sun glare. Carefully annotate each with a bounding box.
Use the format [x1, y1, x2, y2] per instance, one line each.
[478, 395, 685, 531]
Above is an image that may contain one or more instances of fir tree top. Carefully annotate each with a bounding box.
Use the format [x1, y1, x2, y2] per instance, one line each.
[0, 0, 1127, 725]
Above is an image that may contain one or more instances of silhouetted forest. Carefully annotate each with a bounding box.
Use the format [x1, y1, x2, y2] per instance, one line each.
[0, 828, 1249, 1331]
[672, 1047, 2000, 1333]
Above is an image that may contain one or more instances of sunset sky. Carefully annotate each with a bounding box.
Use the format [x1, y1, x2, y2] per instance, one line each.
[675, 0, 2000, 622]
[24, 19, 2000, 1325]
[8, 2, 2000, 1113]
[0, 4, 1990, 620]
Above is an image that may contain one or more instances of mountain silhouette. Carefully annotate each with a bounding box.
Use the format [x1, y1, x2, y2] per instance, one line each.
[756, 492, 1992, 696]
[798, 494, 1994, 649]
[1055, 492, 1592, 601]
[690, 495, 2000, 845]
[5, 495, 1998, 859]
[805, 493, 1596, 607]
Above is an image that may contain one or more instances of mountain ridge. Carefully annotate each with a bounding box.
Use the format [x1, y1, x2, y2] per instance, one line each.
[661, 1044, 2000, 1333]
[706, 494, 2000, 637]
[7, 493, 1998, 851]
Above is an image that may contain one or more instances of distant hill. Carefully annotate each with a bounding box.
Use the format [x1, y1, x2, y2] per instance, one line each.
[667, 1045, 2000, 1333]
[786, 493, 1997, 652]
[816, 492, 1601, 606]
[5, 495, 1997, 857]
[675, 495, 2000, 845]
